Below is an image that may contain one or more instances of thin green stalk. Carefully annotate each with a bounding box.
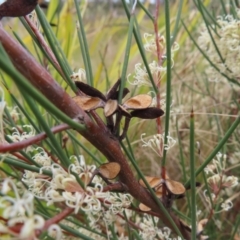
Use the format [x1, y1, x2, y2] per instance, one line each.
[0, 46, 85, 131]
[189, 109, 196, 239]
[171, 0, 184, 45]
[118, 15, 134, 103]
[193, 0, 220, 29]
[75, 24, 90, 85]
[20, 91, 70, 167]
[162, 0, 172, 167]
[196, 0, 225, 64]
[185, 115, 240, 187]
[230, 214, 240, 240]
[19, 17, 64, 77]
[220, 0, 227, 15]
[176, 118, 191, 211]
[1, 156, 52, 176]
[5, 135, 40, 166]
[35, 6, 76, 91]
[74, 0, 93, 86]
[137, 1, 154, 22]
[121, 0, 158, 92]
[126, 135, 135, 160]
[9, 94, 40, 132]
[59, 224, 94, 240]
[132, 229, 143, 240]
[202, 171, 213, 207]
[64, 130, 101, 165]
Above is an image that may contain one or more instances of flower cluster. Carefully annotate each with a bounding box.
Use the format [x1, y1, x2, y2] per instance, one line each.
[8, 125, 35, 142]
[204, 152, 238, 212]
[198, 10, 240, 83]
[138, 214, 181, 240]
[22, 152, 133, 231]
[141, 132, 176, 157]
[0, 179, 62, 239]
[128, 33, 179, 87]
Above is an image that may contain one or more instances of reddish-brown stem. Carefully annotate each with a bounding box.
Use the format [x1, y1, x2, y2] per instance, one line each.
[43, 208, 74, 230]
[116, 212, 142, 231]
[12, 152, 31, 163]
[102, 182, 127, 192]
[153, 0, 164, 157]
[90, 110, 108, 131]
[0, 23, 191, 239]
[23, 15, 65, 78]
[207, 175, 224, 221]
[0, 123, 70, 153]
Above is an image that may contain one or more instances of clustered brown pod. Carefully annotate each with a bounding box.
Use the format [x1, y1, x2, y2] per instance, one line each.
[138, 175, 186, 211]
[138, 176, 201, 211]
[73, 79, 164, 140]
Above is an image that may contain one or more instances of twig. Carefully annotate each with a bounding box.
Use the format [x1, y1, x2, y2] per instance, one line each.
[0, 123, 70, 153]
[24, 15, 65, 78]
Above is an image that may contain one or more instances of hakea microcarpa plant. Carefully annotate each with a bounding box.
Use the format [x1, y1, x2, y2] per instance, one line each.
[73, 79, 164, 140]
[0, 0, 192, 239]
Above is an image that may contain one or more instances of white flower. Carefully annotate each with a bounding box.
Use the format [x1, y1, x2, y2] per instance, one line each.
[221, 200, 233, 211]
[0, 179, 61, 240]
[198, 10, 240, 83]
[32, 147, 52, 166]
[8, 125, 35, 147]
[222, 175, 238, 188]
[71, 68, 86, 82]
[48, 224, 62, 240]
[141, 133, 176, 156]
[8, 106, 20, 122]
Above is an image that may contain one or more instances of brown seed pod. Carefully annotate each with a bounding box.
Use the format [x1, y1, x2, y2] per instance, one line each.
[0, 0, 38, 19]
[75, 81, 106, 101]
[139, 176, 161, 189]
[118, 105, 131, 117]
[155, 185, 163, 198]
[98, 162, 121, 179]
[165, 179, 186, 195]
[73, 96, 103, 111]
[104, 99, 118, 117]
[112, 88, 130, 100]
[131, 107, 164, 119]
[123, 94, 152, 110]
[106, 78, 121, 99]
[62, 179, 84, 193]
[139, 203, 151, 212]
